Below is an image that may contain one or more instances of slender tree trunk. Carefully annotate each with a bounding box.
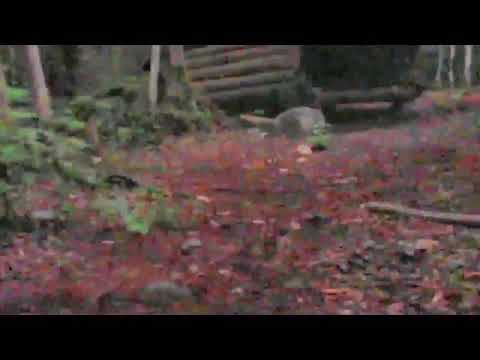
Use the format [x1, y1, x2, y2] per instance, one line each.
[149, 45, 162, 112]
[23, 45, 52, 119]
[436, 45, 445, 87]
[0, 62, 11, 123]
[111, 46, 122, 78]
[465, 45, 473, 88]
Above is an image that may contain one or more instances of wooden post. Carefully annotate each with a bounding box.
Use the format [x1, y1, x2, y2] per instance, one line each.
[0, 63, 11, 123]
[111, 46, 123, 78]
[23, 45, 52, 120]
[149, 45, 162, 112]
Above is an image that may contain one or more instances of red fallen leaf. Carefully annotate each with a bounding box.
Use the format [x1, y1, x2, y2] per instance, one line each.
[290, 221, 302, 231]
[415, 239, 440, 253]
[386, 302, 405, 315]
[320, 288, 363, 302]
[207, 220, 221, 229]
[463, 271, 480, 281]
[252, 219, 266, 226]
[250, 159, 267, 170]
[197, 195, 212, 204]
[69, 193, 89, 210]
[425, 290, 451, 312]
[333, 177, 358, 185]
[297, 144, 313, 156]
[460, 94, 480, 108]
[323, 250, 345, 262]
[37, 181, 57, 192]
[340, 214, 365, 225]
[457, 154, 480, 173]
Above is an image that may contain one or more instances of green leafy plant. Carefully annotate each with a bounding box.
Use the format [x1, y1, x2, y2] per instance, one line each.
[7, 86, 31, 104]
[92, 187, 178, 236]
[0, 181, 11, 195]
[474, 113, 480, 129]
[10, 111, 38, 120]
[0, 143, 30, 164]
[307, 123, 331, 150]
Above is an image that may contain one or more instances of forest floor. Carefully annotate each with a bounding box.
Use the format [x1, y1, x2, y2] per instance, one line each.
[2, 91, 480, 315]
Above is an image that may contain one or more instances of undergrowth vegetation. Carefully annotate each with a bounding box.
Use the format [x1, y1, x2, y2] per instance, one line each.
[2, 88, 480, 314]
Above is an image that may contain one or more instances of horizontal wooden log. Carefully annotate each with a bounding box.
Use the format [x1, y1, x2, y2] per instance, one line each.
[314, 86, 422, 106]
[185, 45, 254, 59]
[186, 46, 293, 69]
[188, 54, 297, 81]
[201, 82, 295, 102]
[191, 70, 296, 93]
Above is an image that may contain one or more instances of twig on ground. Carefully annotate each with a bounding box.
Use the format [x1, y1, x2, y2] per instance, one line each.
[363, 202, 480, 227]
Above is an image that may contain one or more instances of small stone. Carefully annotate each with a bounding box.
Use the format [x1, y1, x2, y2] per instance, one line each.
[231, 287, 244, 295]
[284, 277, 307, 289]
[181, 238, 202, 255]
[140, 281, 193, 307]
[92, 156, 103, 165]
[364, 240, 376, 249]
[31, 210, 57, 221]
[337, 262, 351, 274]
[448, 259, 465, 271]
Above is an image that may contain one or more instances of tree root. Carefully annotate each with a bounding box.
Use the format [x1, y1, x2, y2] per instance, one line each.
[363, 202, 480, 227]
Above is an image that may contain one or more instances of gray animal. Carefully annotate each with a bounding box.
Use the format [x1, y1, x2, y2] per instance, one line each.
[273, 106, 330, 139]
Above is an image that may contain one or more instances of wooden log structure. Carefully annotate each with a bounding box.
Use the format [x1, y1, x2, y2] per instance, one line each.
[174, 45, 424, 111]
[183, 45, 302, 104]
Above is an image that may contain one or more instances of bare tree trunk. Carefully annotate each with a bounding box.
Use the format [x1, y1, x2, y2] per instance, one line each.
[436, 45, 474, 88]
[149, 45, 162, 112]
[0, 62, 11, 123]
[111, 46, 123, 78]
[8, 46, 17, 85]
[23, 45, 52, 119]
[465, 45, 473, 88]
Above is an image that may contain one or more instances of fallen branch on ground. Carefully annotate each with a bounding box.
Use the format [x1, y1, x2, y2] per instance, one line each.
[240, 114, 274, 125]
[363, 202, 480, 227]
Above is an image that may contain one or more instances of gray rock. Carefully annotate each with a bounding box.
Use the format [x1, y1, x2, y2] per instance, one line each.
[140, 281, 193, 307]
[284, 277, 308, 289]
[31, 209, 57, 221]
[273, 106, 330, 139]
